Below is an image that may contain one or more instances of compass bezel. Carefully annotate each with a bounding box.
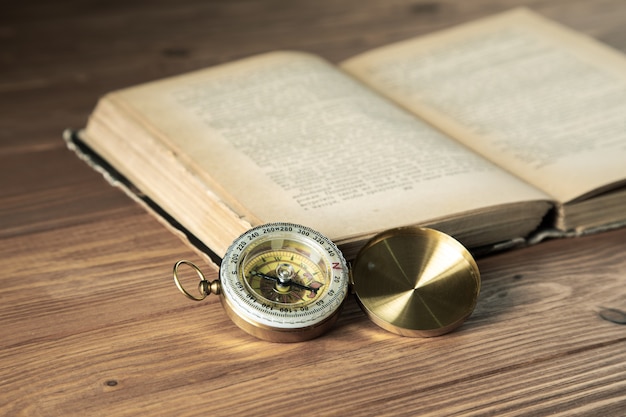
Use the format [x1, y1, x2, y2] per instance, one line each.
[219, 222, 349, 342]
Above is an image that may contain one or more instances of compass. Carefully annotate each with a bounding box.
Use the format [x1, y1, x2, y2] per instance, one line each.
[174, 223, 349, 342]
[174, 223, 480, 342]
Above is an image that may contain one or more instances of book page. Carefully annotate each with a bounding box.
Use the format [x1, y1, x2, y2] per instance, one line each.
[341, 8, 626, 203]
[110, 51, 548, 241]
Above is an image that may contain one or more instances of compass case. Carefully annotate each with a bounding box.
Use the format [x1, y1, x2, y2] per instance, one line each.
[351, 227, 480, 337]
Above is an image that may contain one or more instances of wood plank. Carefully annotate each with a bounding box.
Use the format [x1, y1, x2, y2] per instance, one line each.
[0, 148, 137, 237]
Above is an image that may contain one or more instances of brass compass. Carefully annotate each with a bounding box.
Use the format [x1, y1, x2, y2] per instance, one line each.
[174, 222, 480, 342]
[175, 223, 349, 342]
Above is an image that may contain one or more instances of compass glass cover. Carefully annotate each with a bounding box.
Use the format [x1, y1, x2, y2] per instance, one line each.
[219, 223, 349, 337]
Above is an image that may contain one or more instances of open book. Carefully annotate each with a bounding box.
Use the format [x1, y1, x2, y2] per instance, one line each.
[67, 8, 626, 260]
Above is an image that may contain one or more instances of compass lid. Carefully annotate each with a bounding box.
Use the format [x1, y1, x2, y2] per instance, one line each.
[351, 227, 480, 337]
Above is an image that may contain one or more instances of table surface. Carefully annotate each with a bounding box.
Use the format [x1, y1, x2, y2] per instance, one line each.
[2, 1, 626, 416]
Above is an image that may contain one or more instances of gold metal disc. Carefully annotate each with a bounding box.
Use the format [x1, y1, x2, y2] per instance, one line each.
[351, 227, 480, 337]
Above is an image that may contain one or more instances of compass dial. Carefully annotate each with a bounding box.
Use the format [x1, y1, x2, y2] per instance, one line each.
[243, 251, 326, 305]
[219, 223, 349, 342]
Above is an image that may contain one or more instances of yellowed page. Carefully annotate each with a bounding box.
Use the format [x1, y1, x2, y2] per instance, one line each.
[105, 51, 548, 242]
[341, 8, 626, 203]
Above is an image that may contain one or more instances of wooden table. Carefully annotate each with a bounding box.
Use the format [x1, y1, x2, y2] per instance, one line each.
[2, 1, 626, 415]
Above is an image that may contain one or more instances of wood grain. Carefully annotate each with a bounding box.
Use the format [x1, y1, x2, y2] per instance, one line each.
[2, 1, 626, 415]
